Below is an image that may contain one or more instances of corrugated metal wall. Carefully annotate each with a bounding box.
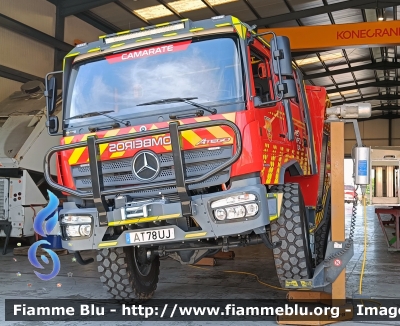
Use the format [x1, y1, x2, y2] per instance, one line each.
[0, 0, 102, 103]
[344, 119, 398, 155]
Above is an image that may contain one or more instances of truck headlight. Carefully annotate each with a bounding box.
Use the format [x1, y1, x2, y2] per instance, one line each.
[61, 215, 92, 224]
[226, 205, 246, 219]
[79, 225, 91, 236]
[66, 225, 81, 237]
[214, 208, 227, 221]
[245, 203, 259, 216]
[211, 193, 259, 222]
[61, 215, 93, 238]
[211, 193, 256, 208]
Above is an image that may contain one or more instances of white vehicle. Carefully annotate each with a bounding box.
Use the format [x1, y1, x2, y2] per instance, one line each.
[0, 81, 62, 254]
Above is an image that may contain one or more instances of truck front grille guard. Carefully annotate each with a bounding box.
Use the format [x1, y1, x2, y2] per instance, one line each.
[44, 120, 242, 226]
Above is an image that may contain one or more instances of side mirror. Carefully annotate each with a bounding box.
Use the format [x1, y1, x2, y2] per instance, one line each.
[46, 116, 59, 135]
[270, 36, 293, 77]
[45, 75, 58, 116]
[258, 63, 267, 79]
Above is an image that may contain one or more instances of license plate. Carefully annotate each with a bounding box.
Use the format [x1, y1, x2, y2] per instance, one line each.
[126, 228, 175, 244]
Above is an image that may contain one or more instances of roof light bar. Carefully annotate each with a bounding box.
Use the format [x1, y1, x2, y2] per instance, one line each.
[105, 23, 185, 44]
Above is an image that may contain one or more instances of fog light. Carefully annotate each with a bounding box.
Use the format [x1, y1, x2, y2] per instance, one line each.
[226, 205, 246, 219]
[211, 193, 257, 208]
[79, 225, 91, 236]
[66, 225, 80, 237]
[245, 203, 259, 216]
[214, 208, 227, 221]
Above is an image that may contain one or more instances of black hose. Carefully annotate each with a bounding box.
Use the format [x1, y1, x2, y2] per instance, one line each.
[260, 233, 281, 249]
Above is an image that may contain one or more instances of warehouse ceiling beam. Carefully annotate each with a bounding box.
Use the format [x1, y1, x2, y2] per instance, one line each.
[58, 0, 115, 17]
[0, 65, 44, 84]
[201, 1, 221, 16]
[75, 11, 119, 34]
[358, 113, 400, 121]
[371, 105, 400, 111]
[332, 94, 400, 104]
[0, 13, 72, 52]
[304, 62, 400, 80]
[114, 0, 150, 26]
[248, 0, 400, 26]
[326, 80, 400, 94]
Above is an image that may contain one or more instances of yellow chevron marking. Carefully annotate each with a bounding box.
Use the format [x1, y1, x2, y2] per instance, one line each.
[63, 136, 74, 145]
[207, 126, 231, 140]
[129, 127, 137, 133]
[99, 129, 120, 155]
[221, 113, 236, 122]
[68, 134, 94, 165]
[150, 124, 158, 130]
[181, 130, 202, 147]
[194, 117, 211, 122]
[110, 151, 125, 159]
[98, 241, 118, 248]
[184, 231, 207, 239]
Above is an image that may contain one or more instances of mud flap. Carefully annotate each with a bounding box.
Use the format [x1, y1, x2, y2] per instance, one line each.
[284, 239, 353, 289]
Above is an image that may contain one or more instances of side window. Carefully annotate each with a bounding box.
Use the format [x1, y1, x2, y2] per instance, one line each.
[250, 48, 274, 103]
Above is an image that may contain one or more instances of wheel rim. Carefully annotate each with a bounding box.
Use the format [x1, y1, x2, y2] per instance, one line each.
[133, 247, 152, 277]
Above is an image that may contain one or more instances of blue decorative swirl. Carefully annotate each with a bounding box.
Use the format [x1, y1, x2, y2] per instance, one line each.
[33, 190, 59, 237]
[28, 240, 61, 281]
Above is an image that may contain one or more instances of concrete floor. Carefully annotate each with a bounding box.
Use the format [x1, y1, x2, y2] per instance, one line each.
[1, 204, 399, 325]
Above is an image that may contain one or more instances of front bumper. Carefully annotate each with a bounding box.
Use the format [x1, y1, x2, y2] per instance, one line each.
[58, 178, 279, 251]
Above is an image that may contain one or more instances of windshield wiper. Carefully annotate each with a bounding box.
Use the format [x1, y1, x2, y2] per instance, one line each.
[136, 97, 217, 117]
[65, 110, 130, 126]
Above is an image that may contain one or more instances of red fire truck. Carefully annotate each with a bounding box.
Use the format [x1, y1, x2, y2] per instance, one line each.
[44, 16, 331, 299]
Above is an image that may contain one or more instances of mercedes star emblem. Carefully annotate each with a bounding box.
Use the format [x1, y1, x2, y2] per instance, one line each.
[132, 150, 161, 181]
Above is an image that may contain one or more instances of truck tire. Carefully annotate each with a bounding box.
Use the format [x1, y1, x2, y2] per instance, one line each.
[269, 183, 313, 287]
[314, 190, 331, 266]
[97, 246, 160, 300]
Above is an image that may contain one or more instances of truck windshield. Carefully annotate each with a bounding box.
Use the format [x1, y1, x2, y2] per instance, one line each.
[65, 36, 244, 125]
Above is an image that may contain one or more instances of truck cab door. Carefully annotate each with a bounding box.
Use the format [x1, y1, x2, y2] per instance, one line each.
[248, 40, 288, 145]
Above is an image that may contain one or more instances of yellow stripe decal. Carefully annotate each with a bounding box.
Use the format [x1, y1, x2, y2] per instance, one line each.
[117, 30, 130, 35]
[110, 151, 125, 159]
[98, 241, 118, 248]
[99, 35, 107, 39]
[181, 18, 189, 22]
[136, 37, 152, 42]
[63, 136, 74, 145]
[156, 22, 170, 27]
[99, 129, 120, 155]
[163, 32, 178, 37]
[181, 130, 202, 147]
[88, 47, 101, 53]
[65, 52, 80, 58]
[109, 214, 180, 226]
[207, 126, 232, 140]
[221, 112, 236, 122]
[110, 43, 125, 48]
[190, 28, 204, 32]
[184, 232, 207, 239]
[68, 134, 93, 165]
[194, 117, 211, 122]
[215, 23, 231, 27]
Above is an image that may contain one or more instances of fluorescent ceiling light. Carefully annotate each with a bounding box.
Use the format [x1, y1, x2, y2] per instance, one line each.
[328, 89, 358, 97]
[208, 0, 239, 5]
[295, 52, 343, 66]
[169, 0, 207, 13]
[134, 5, 174, 20]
